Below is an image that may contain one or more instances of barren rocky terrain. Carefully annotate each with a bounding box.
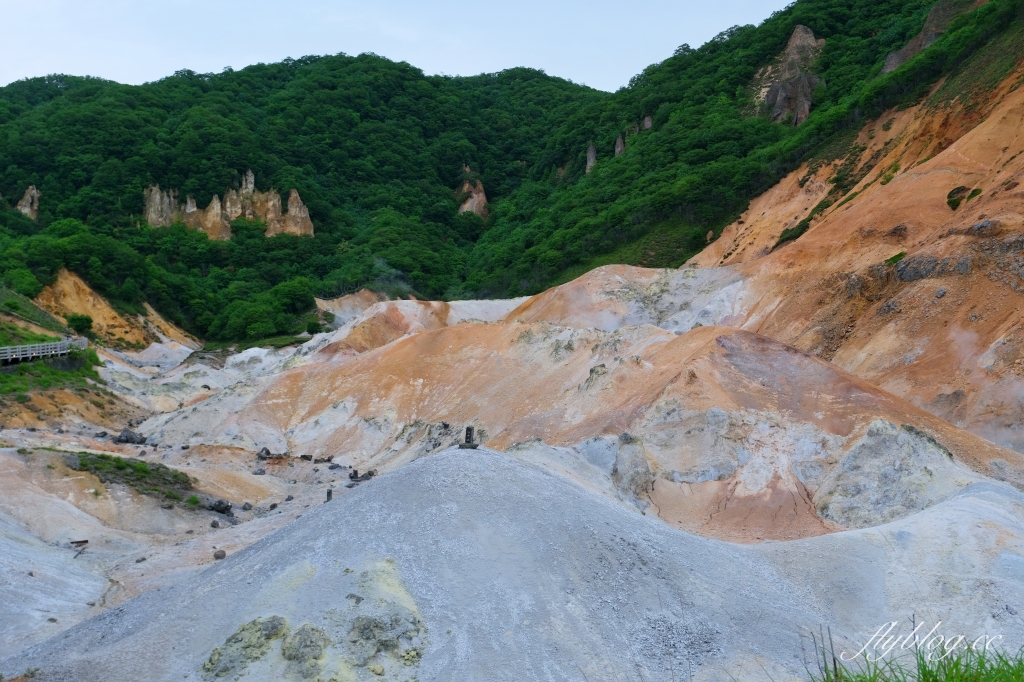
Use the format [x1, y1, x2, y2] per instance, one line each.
[4, 5, 1024, 680]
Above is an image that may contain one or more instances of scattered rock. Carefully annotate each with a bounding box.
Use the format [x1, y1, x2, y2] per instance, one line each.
[242, 502, 253, 511]
[253, 468, 266, 476]
[285, 495, 294, 502]
[257, 447, 272, 460]
[94, 431, 108, 438]
[328, 463, 341, 470]
[269, 503, 278, 510]
[936, 288, 947, 298]
[210, 520, 220, 529]
[47, 617, 57, 623]
[135, 557, 146, 563]
[213, 550, 226, 560]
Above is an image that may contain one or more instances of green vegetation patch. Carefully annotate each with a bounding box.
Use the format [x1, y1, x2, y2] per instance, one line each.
[947, 186, 969, 210]
[810, 647, 1024, 681]
[68, 452, 193, 501]
[886, 252, 907, 265]
[0, 348, 101, 395]
[0, 286, 67, 333]
[0, 321, 58, 346]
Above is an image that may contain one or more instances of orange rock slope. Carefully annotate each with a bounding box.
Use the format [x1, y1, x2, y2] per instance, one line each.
[683, 65, 1024, 452]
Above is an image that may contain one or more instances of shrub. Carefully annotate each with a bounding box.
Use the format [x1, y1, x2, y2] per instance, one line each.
[65, 313, 94, 337]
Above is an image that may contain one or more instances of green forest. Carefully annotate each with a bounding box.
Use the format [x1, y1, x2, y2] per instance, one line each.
[1, 0, 1022, 341]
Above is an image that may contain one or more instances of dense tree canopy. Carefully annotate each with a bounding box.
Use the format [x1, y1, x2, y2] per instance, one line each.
[1, 0, 1021, 339]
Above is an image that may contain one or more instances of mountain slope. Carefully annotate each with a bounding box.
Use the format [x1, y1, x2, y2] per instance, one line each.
[3, 0, 1021, 341]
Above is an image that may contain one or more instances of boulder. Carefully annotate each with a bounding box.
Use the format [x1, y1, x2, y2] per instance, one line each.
[207, 499, 232, 515]
[114, 429, 147, 445]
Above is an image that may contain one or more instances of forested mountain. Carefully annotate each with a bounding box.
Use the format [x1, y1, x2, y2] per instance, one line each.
[1, 0, 1021, 340]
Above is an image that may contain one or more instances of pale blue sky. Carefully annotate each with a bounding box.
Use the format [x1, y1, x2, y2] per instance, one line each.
[0, 0, 791, 92]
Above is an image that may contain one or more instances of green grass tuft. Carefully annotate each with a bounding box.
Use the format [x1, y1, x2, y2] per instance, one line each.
[810, 647, 1024, 681]
[68, 452, 194, 502]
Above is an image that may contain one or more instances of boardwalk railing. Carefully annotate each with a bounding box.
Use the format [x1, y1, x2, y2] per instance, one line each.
[0, 337, 88, 363]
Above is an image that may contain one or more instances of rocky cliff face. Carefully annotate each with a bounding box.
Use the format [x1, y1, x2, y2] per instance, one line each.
[142, 170, 314, 240]
[16, 185, 41, 220]
[614, 135, 625, 157]
[585, 143, 597, 173]
[883, 0, 980, 74]
[752, 25, 825, 125]
[457, 180, 489, 219]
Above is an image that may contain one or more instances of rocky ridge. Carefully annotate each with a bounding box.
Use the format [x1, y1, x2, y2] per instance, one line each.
[143, 170, 314, 240]
[751, 25, 825, 125]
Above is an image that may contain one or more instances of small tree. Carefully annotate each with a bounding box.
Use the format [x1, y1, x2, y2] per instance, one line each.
[65, 313, 93, 337]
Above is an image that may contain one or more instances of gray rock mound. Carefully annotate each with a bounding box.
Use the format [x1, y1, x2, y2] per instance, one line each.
[3, 449, 1023, 682]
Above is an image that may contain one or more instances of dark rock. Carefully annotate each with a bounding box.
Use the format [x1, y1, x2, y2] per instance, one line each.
[299, 454, 313, 461]
[289, 479, 297, 484]
[328, 463, 340, 470]
[181, 445, 190, 450]
[161, 503, 173, 509]
[269, 503, 278, 510]
[326, 489, 332, 502]
[285, 495, 294, 502]
[213, 550, 226, 560]
[47, 617, 57, 623]
[135, 557, 146, 563]
[242, 502, 253, 511]
[186, 530, 194, 534]
[201, 384, 211, 390]
[57, 428, 64, 434]
[207, 499, 232, 515]
[896, 255, 938, 281]
[114, 429, 147, 445]
[878, 299, 900, 315]
[936, 288, 947, 298]
[257, 447, 272, 460]
[253, 469, 266, 476]
[94, 431, 108, 438]
[211, 520, 220, 529]
[27, 427, 36, 432]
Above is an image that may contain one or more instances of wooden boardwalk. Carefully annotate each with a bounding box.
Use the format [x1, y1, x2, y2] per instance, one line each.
[0, 337, 88, 363]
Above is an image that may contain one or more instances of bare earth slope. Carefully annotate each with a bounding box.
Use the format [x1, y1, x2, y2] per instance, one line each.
[682, 67, 1024, 453]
